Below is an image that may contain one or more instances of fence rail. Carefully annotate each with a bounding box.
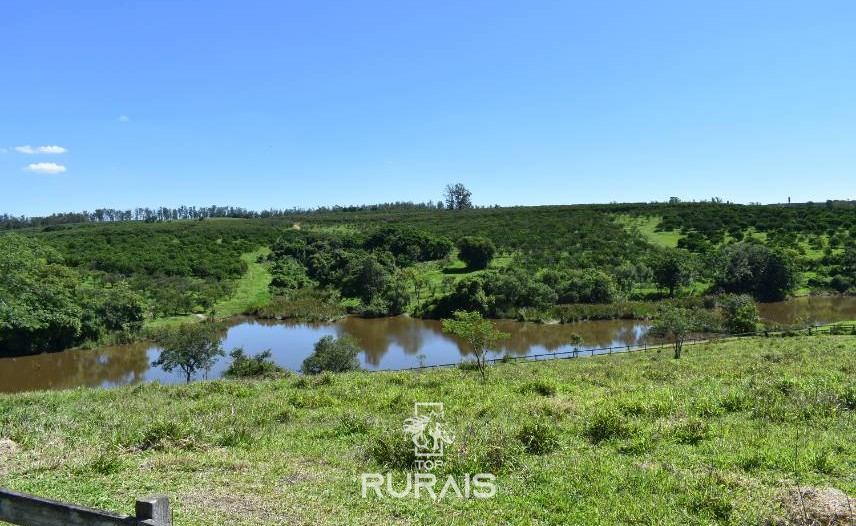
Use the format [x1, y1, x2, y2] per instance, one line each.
[392, 323, 856, 372]
[0, 489, 171, 526]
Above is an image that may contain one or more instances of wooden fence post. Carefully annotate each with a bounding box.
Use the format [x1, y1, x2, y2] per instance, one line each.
[0, 488, 171, 526]
[135, 496, 171, 525]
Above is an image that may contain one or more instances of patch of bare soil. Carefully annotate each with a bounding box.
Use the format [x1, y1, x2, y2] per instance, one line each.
[0, 438, 18, 457]
[775, 486, 855, 526]
[180, 488, 299, 526]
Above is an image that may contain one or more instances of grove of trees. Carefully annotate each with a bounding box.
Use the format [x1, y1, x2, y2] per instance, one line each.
[3, 198, 854, 356]
[0, 234, 147, 355]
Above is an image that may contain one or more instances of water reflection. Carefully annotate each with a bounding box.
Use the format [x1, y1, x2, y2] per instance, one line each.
[757, 296, 856, 325]
[0, 317, 651, 393]
[3, 296, 855, 393]
[0, 342, 151, 393]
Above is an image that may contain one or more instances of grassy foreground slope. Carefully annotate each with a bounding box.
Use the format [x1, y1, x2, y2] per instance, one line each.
[1, 336, 855, 525]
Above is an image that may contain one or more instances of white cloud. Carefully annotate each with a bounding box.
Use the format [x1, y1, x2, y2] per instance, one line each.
[15, 145, 67, 154]
[24, 162, 67, 174]
[118, 115, 129, 122]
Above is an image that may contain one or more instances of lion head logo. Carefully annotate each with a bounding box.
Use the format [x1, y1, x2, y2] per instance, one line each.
[403, 402, 455, 458]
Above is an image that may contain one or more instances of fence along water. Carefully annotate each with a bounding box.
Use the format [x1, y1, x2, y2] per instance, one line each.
[392, 324, 856, 372]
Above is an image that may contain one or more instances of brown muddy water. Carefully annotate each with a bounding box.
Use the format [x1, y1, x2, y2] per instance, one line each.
[2, 296, 855, 393]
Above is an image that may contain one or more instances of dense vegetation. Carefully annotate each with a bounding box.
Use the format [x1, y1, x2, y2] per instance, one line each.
[0, 234, 147, 354]
[1, 336, 853, 524]
[2, 200, 854, 355]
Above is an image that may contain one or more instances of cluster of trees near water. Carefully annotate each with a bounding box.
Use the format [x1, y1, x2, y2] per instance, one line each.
[2, 193, 855, 356]
[0, 234, 148, 354]
[262, 224, 817, 321]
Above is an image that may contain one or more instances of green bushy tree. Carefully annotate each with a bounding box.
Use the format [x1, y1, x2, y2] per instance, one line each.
[224, 347, 285, 378]
[650, 305, 706, 359]
[442, 310, 509, 380]
[718, 294, 760, 334]
[456, 236, 496, 270]
[301, 335, 361, 375]
[0, 234, 83, 354]
[715, 242, 798, 301]
[652, 249, 695, 298]
[554, 269, 618, 304]
[151, 324, 225, 382]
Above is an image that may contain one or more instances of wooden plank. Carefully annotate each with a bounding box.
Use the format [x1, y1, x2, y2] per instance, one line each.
[0, 488, 136, 526]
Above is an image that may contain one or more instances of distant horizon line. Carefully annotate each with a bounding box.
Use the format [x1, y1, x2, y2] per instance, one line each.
[3, 197, 856, 224]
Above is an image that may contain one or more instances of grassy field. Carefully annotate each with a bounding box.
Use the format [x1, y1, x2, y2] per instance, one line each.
[144, 248, 272, 330]
[407, 249, 515, 307]
[616, 215, 681, 248]
[213, 247, 272, 317]
[1, 335, 854, 525]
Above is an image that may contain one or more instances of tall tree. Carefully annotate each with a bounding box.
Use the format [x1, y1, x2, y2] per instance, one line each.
[718, 294, 760, 334]
[443, 183, 473, 210]
[652, 249, 695, 298]
[715, 242, 798, 301]
[151, 324, 225, 382]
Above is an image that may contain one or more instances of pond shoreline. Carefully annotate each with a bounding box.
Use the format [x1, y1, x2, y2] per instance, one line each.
[4, 294, 856, 360]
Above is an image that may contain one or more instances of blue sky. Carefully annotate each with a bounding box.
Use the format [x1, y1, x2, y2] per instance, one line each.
[2, 1, 855, 216]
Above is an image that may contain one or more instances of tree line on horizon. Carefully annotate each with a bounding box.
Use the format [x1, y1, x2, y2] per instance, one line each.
[3, 193, 855, 232]
[0, 182, 481, 230]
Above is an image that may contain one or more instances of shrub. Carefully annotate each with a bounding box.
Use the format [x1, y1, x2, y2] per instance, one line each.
[838, 382, 856, 410]
[718, 294, 760, 334]
[273, 407, 295, 423]
[584, 410, 634, 444]
[810, 449, 839, 475]
[313, 371, 336, 386]
[287, 392, 335, 409]
[617, 435, 657, 455]
[223, 347, 286, 378]
[448, 426, 523, 474]
[366, 428, 416, 469]
[456, 236, 496, 270]
[458, 360, 481, 372]
[135, 420, 196, 451]
[251, 289, 345, 322]
[301, 335, 361, 375]
[520, 380, 557, 397]
[517, 421, 559, 455]
[687, 486, 733, 521]
[671, 418, 711, 445]
[217, 425, 255, 448]
[83, 453, 124, 475]
[335, 412, 372, 435]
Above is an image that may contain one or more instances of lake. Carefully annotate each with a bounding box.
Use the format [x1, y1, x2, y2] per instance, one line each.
[2, 295, 855, 393]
